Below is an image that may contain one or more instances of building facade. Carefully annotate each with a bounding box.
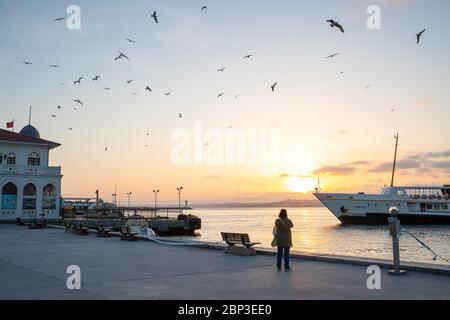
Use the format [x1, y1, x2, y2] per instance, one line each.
[0, 125, 61, 222]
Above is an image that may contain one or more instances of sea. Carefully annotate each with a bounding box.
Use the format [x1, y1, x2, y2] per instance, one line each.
[177, 207, 450, 265]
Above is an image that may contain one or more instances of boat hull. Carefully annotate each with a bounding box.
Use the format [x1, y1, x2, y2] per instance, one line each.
[339, 213, 450, 225]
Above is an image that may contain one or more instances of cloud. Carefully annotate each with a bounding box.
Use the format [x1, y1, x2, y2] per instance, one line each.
[369, 159, 421, 172]
[408, 150, 450, 160]
[313, 165, 355, 176]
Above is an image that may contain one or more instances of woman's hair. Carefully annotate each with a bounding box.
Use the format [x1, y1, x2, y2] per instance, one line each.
[279, 209, 287, 219]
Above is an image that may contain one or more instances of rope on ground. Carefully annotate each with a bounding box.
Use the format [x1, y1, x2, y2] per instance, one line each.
[402, 229, 450, 264]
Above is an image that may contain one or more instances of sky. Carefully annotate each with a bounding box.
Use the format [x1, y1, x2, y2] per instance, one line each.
[0, 0, 450, 205]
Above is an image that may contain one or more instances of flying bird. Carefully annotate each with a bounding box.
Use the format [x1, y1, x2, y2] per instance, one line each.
[114, 51, 130, 61]
[326, 19, 345, 33]
[243, 54, 253, 58]
[73, 99, 83, 106]
[22, 61, 32, 65]
[390, 107, 396, 112]
[104, 87, 111, 90]
[126, 38, 136, 43]
[217, 93, 224, 98]
[201, 6, 207, 11]
[325, 53, 340, 59]
[179, 113, 182, 118]
[49, 65, 60, 68]
[51, 114, 56, 118]
[416, 29, 426, 44]
[73, 77, 83, 85]
[53, 17, 65, 22]
[144, 145, 149, 148]
[151, 11, 158, 24]
[92, 76, 100, 81]
[217, 67, 226, 72]
[105, 147, 108, 152]
[146, 132, 150, 136]
[57, 105, 62, 109]
[126, 80, 133, 84]
[164, 92, 171, 96]
[234, 94, 239, 99]
[130, 92, 138, 95]
[228, 125, 233, 129]
[145, 86, 152, 92]
[69, 128, 73, 131]
[271, 82, 278, 92]
[365, 84, 371, 89]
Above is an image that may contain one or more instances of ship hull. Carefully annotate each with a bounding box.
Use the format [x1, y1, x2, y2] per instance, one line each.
[338, 213, 450, 225]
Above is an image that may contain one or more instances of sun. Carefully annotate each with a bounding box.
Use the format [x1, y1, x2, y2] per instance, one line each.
[285, 176, 317, 193]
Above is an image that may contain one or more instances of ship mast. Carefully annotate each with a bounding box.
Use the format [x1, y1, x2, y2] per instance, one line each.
[390, 134, 399, 187]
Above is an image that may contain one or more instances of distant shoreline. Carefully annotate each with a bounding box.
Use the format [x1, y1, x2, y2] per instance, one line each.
[192, 199, 323, 209]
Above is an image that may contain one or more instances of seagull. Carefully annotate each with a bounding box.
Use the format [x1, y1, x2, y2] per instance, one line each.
[144, 145, 149, 148]
[92, 75, 100, 81]
[49, 65, 60, 68]
[126, 38, 136, 43]
[217, 93, 224, 98]
[145, 86, 152, 92]
[151, 11, 158, 24]
[390, 107, 396, 112]
[104, 87, 111, 90]
[164, 92, 171, 96]
[325, 52, 340, 59]
[243, 54, 253, 58]
[105, 147, 108, 152]
[51, 114, 56, 118]
[54, 17, 65, 22]
[201, 6, 207, 11]
[217, 67, 226, 72]
[179, 113, 182, 118]
[228, 125, 233, 129]
[130, 92, 138, 95]
[126, 80, 133, 84]
[326, 19, 345, 33]
[73, 99, 83, 106]
[73, 107, 77, 111]
[365, 84, 371, 89]
[57, 105, 62, 109]
[69, 128, 73, 131]
[146, 132, 150, 136]
[234, 94, 239, 99]
[114, 51, 130, 61]
[60, 83, 65, 86]
[74, 77, 83, 85]
[22, 61, 32, 65]
[416, 29, 426, 44]
[271, 82, 278, 92]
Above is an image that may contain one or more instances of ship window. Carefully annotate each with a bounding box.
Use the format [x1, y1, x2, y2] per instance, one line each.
[434, 205, 440, 210]
[427, 204, 433, 210]
[7, 153, 16, 165]
[28, 152, 40, 166]
[443, 205, 449, 210]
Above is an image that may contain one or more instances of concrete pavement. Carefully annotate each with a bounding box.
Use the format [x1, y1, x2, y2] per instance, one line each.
[0, 225, 449, 300]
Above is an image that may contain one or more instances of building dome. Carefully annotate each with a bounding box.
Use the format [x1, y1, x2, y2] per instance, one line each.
[19, 125, 40, 139]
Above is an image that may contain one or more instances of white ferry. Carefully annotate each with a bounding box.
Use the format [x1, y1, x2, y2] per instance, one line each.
[314, 135, 450, 224]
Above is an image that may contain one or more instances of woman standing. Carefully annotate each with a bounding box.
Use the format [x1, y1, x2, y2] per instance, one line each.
[272, 209, 294, 271]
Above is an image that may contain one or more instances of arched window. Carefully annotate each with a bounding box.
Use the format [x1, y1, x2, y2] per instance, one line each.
[28, 152, 40, 166]
[23, 183, 37, 210]
[7, 153, 16, 165]
[1, 182, 17, 209]
[43, 184, 57, 210]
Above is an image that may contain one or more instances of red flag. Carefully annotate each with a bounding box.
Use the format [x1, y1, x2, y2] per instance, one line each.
[6, 121, 14, 129]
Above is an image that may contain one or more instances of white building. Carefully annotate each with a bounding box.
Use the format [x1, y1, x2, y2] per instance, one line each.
[0, 125, 62, 223]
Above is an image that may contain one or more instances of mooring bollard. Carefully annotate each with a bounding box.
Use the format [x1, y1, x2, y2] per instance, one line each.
[388, 207, 406, 276]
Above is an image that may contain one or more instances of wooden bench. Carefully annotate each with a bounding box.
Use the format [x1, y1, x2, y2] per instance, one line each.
[73, 223, 89, 235]
[221, 232, 260, 256]
[120, 226, 139, 241]
[95, 225, 113, 238]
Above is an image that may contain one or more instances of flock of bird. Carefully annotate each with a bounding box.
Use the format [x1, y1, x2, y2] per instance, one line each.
[19, 6, 427, 152]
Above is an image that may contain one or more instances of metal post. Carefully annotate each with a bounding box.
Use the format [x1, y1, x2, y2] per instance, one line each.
[177, 186, 183, 214]
[388, 207, 406, 275]
[127, 192, 132, 208]
[153, 189, 159, 218]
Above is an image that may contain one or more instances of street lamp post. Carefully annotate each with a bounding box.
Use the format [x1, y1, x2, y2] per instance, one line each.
[153, 189, 159, 218]
[126, 192, 132, 208]
[177, 186, 183, 214]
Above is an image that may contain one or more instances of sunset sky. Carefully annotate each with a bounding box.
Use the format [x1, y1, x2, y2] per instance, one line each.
[1, 0, 449, 205]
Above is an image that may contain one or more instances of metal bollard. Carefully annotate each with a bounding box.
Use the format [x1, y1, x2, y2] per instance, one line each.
[388, 207, 406, 276]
